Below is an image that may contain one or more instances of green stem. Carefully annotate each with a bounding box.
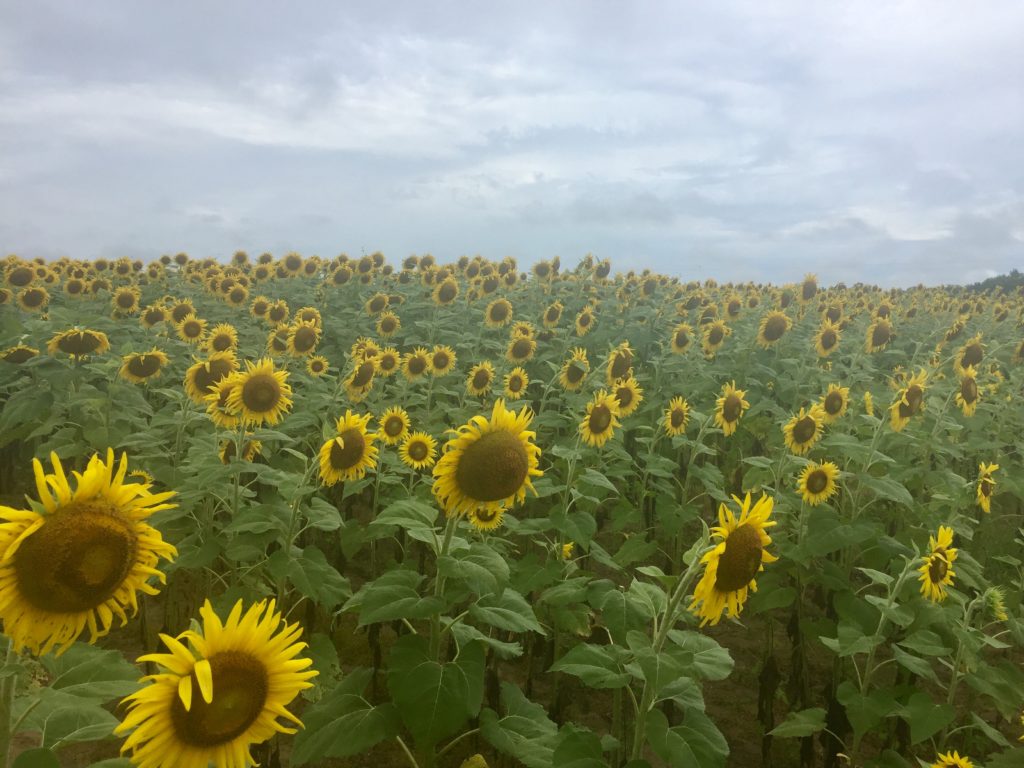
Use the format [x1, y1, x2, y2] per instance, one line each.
[395, 736, 421, 768]
[429, 516, 458, 662]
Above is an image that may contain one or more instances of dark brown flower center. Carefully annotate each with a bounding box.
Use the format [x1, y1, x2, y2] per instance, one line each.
[589, 404, 613, 434]
[674, 330, 689, 349]
[806, 469, 829, 495]
[330, 429, 366, 469]
[350, 361, 375, 388]
[116, 292, 136, 309]
[508, 375, 523, 392]
[144, 309, 165, 325]
[825, 306, 841, 323]
[708, 326, 724, 345]
[437, 282, 457, 303]
[722, 394, 743, 422]
[610, 350, 632, 380]
[128, 354, 162, 378]
[871, 323, 891, 348]
[472, 369, 491, 390]
[980, 477, 993, 497]
[292, 327, 317, 353]
[615, 386, 634, 410]
[961, 344, 983, 368]
[408, 356, 427, 375]
[670, 408, 686, 428]
[961, 378, 978, 403]
[579, 313, 592, 327]
[763, 315, 787, 341]
[170, 650, 268, 747]
[172, 304, 194, 323]
[269, 307, 287, 323]
[384, 416, 405, 437]
[182, 320, 203, 338]
[905, 384, 924, 414]
[8, 267, 34, 287]
[714, 524, 763, 592]
[21, 289, 46, 307]
[2, 347, 36, 364]
[432, 352, 450, 370]
[407, 440, 429, 462]
[229, 288, 246, 303]
[824, 391, 843, 415]
[489, 303, 510, 322]
[241, 374, 281, 413]
[15, 503, 137, 612]
[58, 331, 104, 356]
[380, 317, 397, 333]
[792, 416, 817, 445]
[369, 296, 387, 313]
[455, 430, 529, 502]
[510, 339, 532, 360]
[821, 330, 837, 350]
[191, 359, 234, 394]
[566, 363, 585, 384]
[928, 549, 949, 584]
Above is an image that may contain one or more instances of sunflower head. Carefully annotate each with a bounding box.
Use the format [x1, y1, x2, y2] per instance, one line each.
[820, 384, 849, 423]
[542, 301, 563, 328]
[612, 376, 644, 418]
[379, 406, 412, 445]
[930, 751, 974, 768]
[433, 277, 459, 305]
[120, 349, 170, 384]
[225, 358, 293, 427]
[430, 345, 457, 376]
[797, 461, 840, 506]
[400, 432, 437, 470]
[918, 525, 957, 602]
[976, 462, 998, 513]
[580, 390, 622, 448]
[432, 399, 543, 517]
[783, 405, 825, 456]
[575, 308, 596, 336]
[757, 311, 791, 348]
[141, 304, 168, 328]
[702, 321, 731, 356]
[319, 411, 378, 485]
[18, 286, 50, 312]
[1, 345, 39, 364]
[606, 341, 635, 384]
[715, 381, 749, 437]
[402, 348, 431, 380]
[47, 329, 111, 359]
[485, 298, 513, 328]
[670, 323, 693, 354]
[506, 336, 537, 364]
[889, 369, 928, 432]
[559, 348, 590, 391]
[176, 314, 208, 344]
[955, 365, 980, 416]
[503, 367, 529, 400]
[467, 361, 496, 396]
[815, 320, 841, 357]
[663, 396, 690, 437]
[184, 352, 239, 405]
[287, 320, 321, 357]
[866, 318, 894, 353]
[306, 355, 330, 377]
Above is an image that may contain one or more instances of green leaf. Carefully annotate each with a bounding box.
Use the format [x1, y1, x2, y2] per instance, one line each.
[471, 589, 545, 635]
[897, 630, 952, 656]
[666, 631, 734, 681]
[897, 692, 954, 745]
[769, 708, 827, 738]
[645, 708, 727, 768]
[970, 712, 1011, 748]
[304, 496, 342, 531]
[892, 647, 937, 683]
[480, 683, 558, 768]
[345, 569, 445, 626]
[278, 546, 350, 610]
[41, 643, 140, 701]
[551, 724, 609, 768]
[550, 644, 630, 689]
[12, 749, 60, 768]
[858, 474, 914, 507]
[369, 498, 440, 544]
[837, 681, 899, 739]
[387, 635, 484, 748]
[438, 542, 510, 597]
[579, 468, 619, 494]
[291, 668, 401, 764]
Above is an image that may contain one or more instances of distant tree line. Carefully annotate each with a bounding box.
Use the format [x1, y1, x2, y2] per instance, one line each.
[963, 269, 1024, 294]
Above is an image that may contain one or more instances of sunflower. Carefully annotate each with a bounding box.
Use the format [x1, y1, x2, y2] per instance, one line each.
[432, 399, 542, 517]
[918, 525, 957, 602]
[17, 286, 49, 312]
[219, 438, 262, 464]
[814, 320, 841, 357]
[402, 347, 431, 380]
[176, 314, 208, 345]
[503, 367, 529, 400]
[0, 450, 176, 655]
[0, 345, 39, 364]
[955, 365, 980, 416]
[976, 462, 998, 514]
[690, 493, 777, 626]
[542, 301, 563, 329]
[558, 348, 590, 391]
[797, 461, 840, 506]
[889, 369, 927, 432]
[400, 432, 437, 470]
[662, 396, 690, 437]
[580, 390, 621, 448]
[120, 349, 170, 384]
[865, 318, 894, 353]
[140, 304, 168, 329]
[606, 342, 634, 384]
[345, 358, 377, 402]
[365, 293, 389, 316]
[510, 320, 536, 340]
[955, 334, 984, 375]
[378, 406, 412, 445]
[267, 300, 289, 325]
[170, 300, 197, 324]
[506, 336, 537, 364]
[287, 320, 320, 357]
[612, 376, 644, 418]
[930, 751, 973, 768]
[702, 320, 731, 357]
[819, 384, 849, 424]
[468, 507, 505, 532]
[433, 277, 459, 305]
[864, 391, 875, 417]
[430, 345, 457, 376]
[757, 311, 791, 348]
[376, 347, 400, 377]
[376, 311, 401, 338]
[225, 285, 248, 307]
[225, 358, 293, 426]
[670, 322, 693, 354]
[266, 325, 291, 357]
[575, 307, 596, 336]
[485, 298, 513, 328]
[783, 405, 825, 456]
[319, 411, 378, 485]
[466, 361, 496, 397]
[47, 329, 111, 359]
[715, 381, 749, 437]
[183, 352, 239, 405]
[201, 375, 242, 429]
[306, 355, 329, 377]
[294, 306, 321, 327]
[199, 324, 235, 355]
[112, 286, 141, 315]
[116, 598, 316, 768]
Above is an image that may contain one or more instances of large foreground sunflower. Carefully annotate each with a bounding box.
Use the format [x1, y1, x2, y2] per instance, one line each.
[797, 461, 840, 506]
[432, 399, 542, 517]
[715, 381, 749, 437]
[690, 493, 777, 626]
[116, 599, 317, 768]
[918, 525, 957, 602]
[319, 411, 378, 485]
[225, 359, 293, 427]
[0, 450, 176, 655]
[976, 462, 998, 513]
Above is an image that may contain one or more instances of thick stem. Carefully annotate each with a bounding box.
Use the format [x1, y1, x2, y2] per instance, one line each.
[429, 516, 458, 662]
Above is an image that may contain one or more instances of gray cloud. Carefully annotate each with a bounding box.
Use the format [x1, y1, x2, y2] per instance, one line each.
[0, 1, 1022, 285]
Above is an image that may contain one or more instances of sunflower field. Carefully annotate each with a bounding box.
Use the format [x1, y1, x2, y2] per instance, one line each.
[0, 251, 1022, 768]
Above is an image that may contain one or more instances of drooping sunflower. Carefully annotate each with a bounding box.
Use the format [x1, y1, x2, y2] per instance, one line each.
[575, 307, 596, 336]
[17, 286, 49, 312]
[47, 329, 111, 359]
[929, 751, 973, 768]
[819, 384, 850, 424]
[955, 334, 984, 375]
[955, 365, 980, 416]
[402, 347, 431, 380]
[433, 277, 459, 305]
[757, 311, 792, 348]
[558, 347, 590, 391]
[715, 381, 749, 437]
[306, 355, 330, 377]
[294, 306, 321, 327]
[140, 304, 168, 329]
[378, 406, 412, 445]
[690, 493, 777, 626]
[0, 450, 176, 655]
[918, 525, 957, 602]
[119, 349, 170, 384]
[670, 322, 693, 354]
[466, 361, 496, 396]
[219, 437, 262, 464]
[783, 405, 826, 456]
[814, 320, 841, 357]
[399, 432, 437, 470]
[612, 376, 644, 418]
[541, 301, 563, 329]
[702, 320, 731, 357]
[485, 298, 513, 328]
[865, 318, 894, 353]
[606, 341, 634, 384]
[345, 358, 377, 402]
[201, 324, 236, 355]
[889, 369, 927, 432]
[976, 462, 998, 514]
[176, 314, 208, 345]
[503, 367, 529, 400]
[376, 311, 400, 338]
[430, 345, 457, 376]
[266, 325, 291, 357]
[663, 396, 690, 437]
[225, 358, 293, 427]
[0, 345, 39, 364]
[319, 411, 378, 485]
[579, 390, 622, 448]
[505, 336, 537, 364]
[287, 320, 320, 357]
[797, 461, 840, 506]
[183, 352, 239, 405]
[468, 507, 505, 532]
[432, 399, 542, 517]
[116, 598, 317, 768]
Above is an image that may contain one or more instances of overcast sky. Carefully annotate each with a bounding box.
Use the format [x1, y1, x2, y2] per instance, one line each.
[1, 1, 1022, 286]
